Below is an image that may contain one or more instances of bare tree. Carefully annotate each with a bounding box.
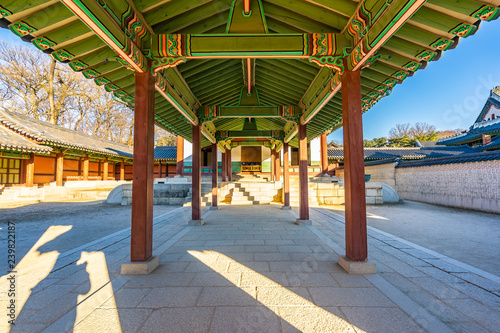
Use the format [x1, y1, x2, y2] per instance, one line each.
[0, 41, 134, 144]
[389, 123, 412, 138]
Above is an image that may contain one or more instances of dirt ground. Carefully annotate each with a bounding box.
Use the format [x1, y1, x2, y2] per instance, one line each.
[322, 200, 500, 276]
[0, 201, 179, 271]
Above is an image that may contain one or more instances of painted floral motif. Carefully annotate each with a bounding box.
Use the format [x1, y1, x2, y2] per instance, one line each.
[105, 84, 120, 92]
[449, 23, 475, 38]
[69, 60, 88, 71]
[472, 6, 499, 21]
[9, 22, 35, 37]
[402, 61, 420, 72]
[32, 37, 55, 51]
[82, 69, 99, 79]
[94, 77, 110, 86]
[0, 6, 12, 18]
[393, 71, 408, 81]
[416, 50, 436, 62]
[430, 38, 453, 51]
[52, 50, 74, 62]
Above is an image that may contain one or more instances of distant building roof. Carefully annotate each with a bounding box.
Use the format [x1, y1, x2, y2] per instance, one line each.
[414, 140, 445, 148]
[396, 151, 500, 168]
[0, 125, 52, 154]
[439, 87, 500, 146]
[0, 107, 133, 158]
[154, 146, 177, 161]
[327, 146, 476, 162]
[477, 135, 500, 151]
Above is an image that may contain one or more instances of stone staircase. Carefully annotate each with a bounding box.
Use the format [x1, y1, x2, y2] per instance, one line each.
[221, 180, 282, 205]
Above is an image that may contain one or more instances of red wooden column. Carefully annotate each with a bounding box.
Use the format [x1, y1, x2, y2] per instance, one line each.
[342, 62, 368, 262]
[120, 160, 125, 181]
[227, 149, 232, 181]
[297, 123, 310, 223]
[176, 135, 184, 176]
[270, 149, 276, 181]
[191, 124, 203, 223]
[321, 133, 328, 174]
[211, 144, 218, 209]
[56, 151, 64, 186]
[282, 142, 290, 209]
[26, 153, 35, 187]
[130, 59, 155, 262]
[103, 158, 109, 181]
[275, 149, 281, 182]
[83, 155, 89, 181]
[221, 152, 227, 182]
[158, 161, 162, 178]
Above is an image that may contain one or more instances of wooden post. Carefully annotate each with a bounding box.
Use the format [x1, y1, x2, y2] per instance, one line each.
[221, 152, 227, 182]
[176, 135, 184, 176]
[342, 62, 367, 262]
[103, 158, 109, 181]
[321, 133, 328, 174]
[298, 123, 309, 221]
[56, 151, 64, 186]
[78, 157, 82, 179]
[120, 160, 125, 181]
[130, 59, 155, 262]
[192, 124, 202, 220]
[211, 144, 218, 208]
[283, 143, 290, 208]
[227, 149, 232, 181]
[270, 149, 276, 181]
[158, 161, 162, 178]
[26, 153, 35, 187]
[83, 155, 89, 181]
[275, 149, 281, 182]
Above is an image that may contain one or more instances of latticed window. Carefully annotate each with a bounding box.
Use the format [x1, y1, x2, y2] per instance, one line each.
[0, 158, 21, 184]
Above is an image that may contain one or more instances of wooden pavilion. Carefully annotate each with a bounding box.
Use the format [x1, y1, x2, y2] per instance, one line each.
[1, 0, 498, 269]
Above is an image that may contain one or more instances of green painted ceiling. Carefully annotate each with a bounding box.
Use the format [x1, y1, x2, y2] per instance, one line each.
[1, 0, 499, 148]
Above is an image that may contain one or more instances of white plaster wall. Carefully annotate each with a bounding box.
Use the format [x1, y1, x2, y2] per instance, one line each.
[183, 141, 193, 162]
[262, 146, 272, 163]
[231, 146, 241, 162]
[310, 137, 321, 163]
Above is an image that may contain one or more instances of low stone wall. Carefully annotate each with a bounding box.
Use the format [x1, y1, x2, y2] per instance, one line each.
[396, 159, 500, 213]
[0, 181, 128, 203]
[310, 182, 384, 205]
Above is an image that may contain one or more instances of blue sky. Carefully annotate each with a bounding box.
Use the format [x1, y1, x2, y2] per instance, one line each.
[1, 17, 499, 142]
[329, 18, 500, 142]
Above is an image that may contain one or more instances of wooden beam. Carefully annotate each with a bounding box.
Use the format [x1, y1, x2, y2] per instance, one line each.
[60, 0, 147, 72]
[192, 124, 202, 220]
[26, 153, 34, 187]
[56, 151, 64, 186]
[342, 60, 367, 262]
[131, 59, 155, 262]
[283, 142, 290, 208]
[211, 143, 218, 208]
[155, 73, 198, 125]
[300, 72, 341, 124]
[321, 133, 328, 174]
[176, 136, 184, 175]
[83, 155, 89, 181]
[298, 123, 309, 221]
[103, 158, 109, 180]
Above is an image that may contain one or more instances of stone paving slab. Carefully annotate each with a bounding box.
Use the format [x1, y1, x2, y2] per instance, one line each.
[0, 204, 499, 332]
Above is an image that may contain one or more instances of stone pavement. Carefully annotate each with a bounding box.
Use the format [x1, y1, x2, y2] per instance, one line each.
[1, 204, 499, 332]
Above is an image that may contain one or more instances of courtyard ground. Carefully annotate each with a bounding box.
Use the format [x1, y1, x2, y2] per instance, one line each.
[322, 201, 500, 276]
[0, 201, 498, 332]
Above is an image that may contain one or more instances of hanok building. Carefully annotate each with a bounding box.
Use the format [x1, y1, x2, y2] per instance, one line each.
[438, 86, 500, 150]
[1, 0, 498, 271]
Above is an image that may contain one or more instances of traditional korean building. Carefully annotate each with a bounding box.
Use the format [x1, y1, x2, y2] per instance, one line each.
[0, 107, 179, 186]
[1, 0, 498, 271]
[438, 86, 500, 149]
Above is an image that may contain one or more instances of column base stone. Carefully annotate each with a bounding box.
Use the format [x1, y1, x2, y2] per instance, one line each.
[295, 219, 312, 225]
[338, 255, 376, 274]
[120, 256, 159, 275]
[188, 219, 205, 226]
[209, 206, 219, 210]
[282, 206, 291, 210]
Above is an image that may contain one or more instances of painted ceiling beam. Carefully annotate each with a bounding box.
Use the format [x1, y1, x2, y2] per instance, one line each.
[151, 33, 349, 72]
[60, 0, 149, 73]
[300, 0, 427, 125]
[155, 73, 198, 125]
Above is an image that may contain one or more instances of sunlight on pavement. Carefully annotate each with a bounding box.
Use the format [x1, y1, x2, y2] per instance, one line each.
[188, 250, 358, 332]
[0, 225, 72, 332]
[367, 213, 389, 220]
[73, 251, 121, 332]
